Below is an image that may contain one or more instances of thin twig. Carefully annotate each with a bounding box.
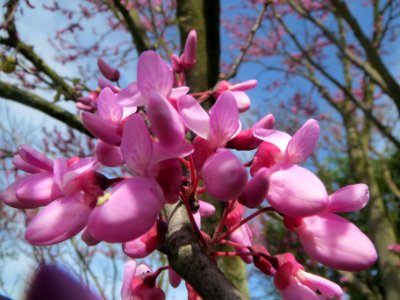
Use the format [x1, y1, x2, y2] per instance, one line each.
[224, 0, 272, 80]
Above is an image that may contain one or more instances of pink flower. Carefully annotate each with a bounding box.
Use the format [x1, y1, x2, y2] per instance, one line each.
[267, 164, 328, 217]
[82, 87, 136, 146]
[23, 157, 102, 245]
[97, 58, 120, 82]
[136, 51, 187, 147]
[201, 149, 247, 201]
[123, 222, 158, 258]
[287, 213, 377, 271]
[227, 114, 275, 151]
[274, 253, 343, 300]
[215, 80, 257, 112]
[252, 119, 320, 173]
[283, 184, 377, 271]
[121, 261, 165, 300]
[88, 177, 164, 243]
[238, 168, 270, 208]
[178, 91, 241, 150]
[181, 30, 197, 68]
[225, 203, 254, 263]
[120, 113, 192, 203]
[25, 194, 92, 246]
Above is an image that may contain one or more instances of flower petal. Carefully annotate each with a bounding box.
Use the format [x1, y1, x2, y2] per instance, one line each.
[123, 223, 158, 258]
[117, 82, 147, 107]
[16, 172, 63, 206]
[147, 92, 185, 148]
[82, 112, 121, 145]
[201, 149, 247, 201]
[120, 114, 153, 176]
[231, 91, 251, 112]
[137, 51, 173, 98]
[12, 154, 43, 173]
[88, 178, 164, 243]
[238, 168, 270, 208]
[267, 164, 328, 217]
[295, 213, 378, 271]
[97, 88, 123, 123]
[285, 119, 320, 164]
[253, 129, 291, 153]
[95, 141, 123, 167]
[297, 270, 343, 299]
[209, 92, 240, 148]
[328, 184, 369, 213]
[177, 94, 210, 140]
[25, 194, 91, 245]
[1, 178, 38, 209]
[121, 261, 137, 300]
[19, 145, 53, 172]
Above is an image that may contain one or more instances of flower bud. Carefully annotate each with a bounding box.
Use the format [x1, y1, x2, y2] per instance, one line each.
[238, 168, 270, 208]
[182, 30, 197, 68]
[97, 58, 120, 81]
[202, 149, 247, 201]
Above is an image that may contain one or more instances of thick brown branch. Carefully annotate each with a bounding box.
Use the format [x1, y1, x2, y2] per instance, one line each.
[287, 1, 389, 98]
[0, 81, 90, 136]
[273, 10, 400, 149]
[110, 0, 151, 54]
[1, 1, 77, 100]
[331, 0, 400, 115]
[161, 203, 243, 300]
[225, 0, 271, 80]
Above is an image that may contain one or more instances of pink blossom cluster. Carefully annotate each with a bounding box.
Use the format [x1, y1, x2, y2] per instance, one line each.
[1, 30, 377, 299]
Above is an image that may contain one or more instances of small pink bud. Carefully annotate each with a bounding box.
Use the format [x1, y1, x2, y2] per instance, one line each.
[202, 149, 247, 201]
[168, 269, 182, 288]
[226, 129, 261, 151]
[171, 54, 182, 73]
[182, 30, 197, 68]
[97, 58, 120, 81]
[198, 200, 216, 218]
[328, 183, 369, 213]
[230, 79, 257, 91]
[238, 168, 270, 208]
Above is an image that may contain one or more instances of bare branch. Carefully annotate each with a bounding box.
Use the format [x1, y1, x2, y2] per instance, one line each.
[224, 0, 271, 80]
[331, 0, 400, 115]
[109, 0, 151, 54]
[0, 81, 90, 136]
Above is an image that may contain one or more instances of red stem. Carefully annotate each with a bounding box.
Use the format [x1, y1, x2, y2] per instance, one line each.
[212, 199, 236, 240]
[214, 206, 275, 243]
[180, 189, 208, 249]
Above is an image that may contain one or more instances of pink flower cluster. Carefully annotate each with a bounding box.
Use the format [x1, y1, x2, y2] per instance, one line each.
[1, 30, 377, 299]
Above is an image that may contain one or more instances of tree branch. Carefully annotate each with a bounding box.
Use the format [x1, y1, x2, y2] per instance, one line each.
[225, 0, 271, 80]
[110, 0, 151, 54]
[273, 9, 400, 149]
[330, 0, 400, 115]
[0, 81, 90, 136]
[1, 0, 78, 100]
[160, 203, 243, 300]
